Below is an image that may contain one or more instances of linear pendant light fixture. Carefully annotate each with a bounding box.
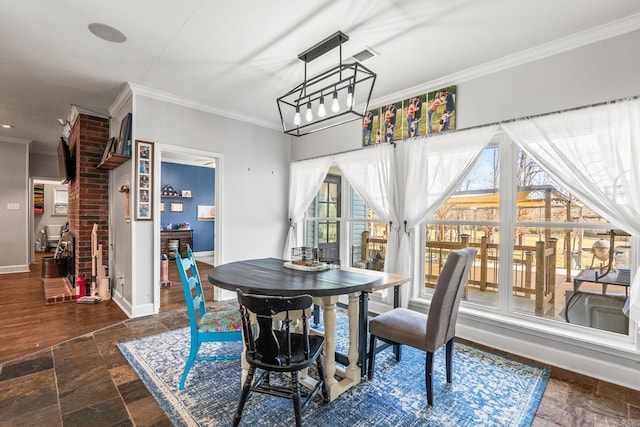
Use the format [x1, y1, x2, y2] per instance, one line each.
[277, 31, 376, 137]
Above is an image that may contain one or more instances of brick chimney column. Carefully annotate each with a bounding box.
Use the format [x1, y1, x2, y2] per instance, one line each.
[67, 114, 110, 283]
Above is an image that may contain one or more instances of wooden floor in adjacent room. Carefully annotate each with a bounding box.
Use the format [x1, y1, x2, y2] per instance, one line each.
[0, 251, 210, 365]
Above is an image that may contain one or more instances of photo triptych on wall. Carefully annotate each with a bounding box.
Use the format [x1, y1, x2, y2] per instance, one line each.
[362, 85, 456, 146]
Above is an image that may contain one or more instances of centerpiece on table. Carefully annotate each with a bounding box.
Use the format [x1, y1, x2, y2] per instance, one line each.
[284, 247, 335, 271]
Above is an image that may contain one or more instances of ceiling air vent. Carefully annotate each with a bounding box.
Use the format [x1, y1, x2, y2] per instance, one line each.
[352, 47, 377, 63]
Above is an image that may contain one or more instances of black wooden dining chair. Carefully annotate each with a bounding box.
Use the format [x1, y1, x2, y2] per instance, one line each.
[233, 289, 328, 427]
[367, 247, 477, 405]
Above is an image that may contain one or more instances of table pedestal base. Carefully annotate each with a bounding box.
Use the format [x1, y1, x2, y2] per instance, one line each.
[314, 293, 361, 401]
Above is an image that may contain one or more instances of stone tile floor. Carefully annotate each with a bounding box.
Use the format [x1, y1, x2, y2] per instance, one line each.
[1, 303, 639, 426]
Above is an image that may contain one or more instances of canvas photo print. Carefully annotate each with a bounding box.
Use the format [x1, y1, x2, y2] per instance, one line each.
[426, 85, 456, 134]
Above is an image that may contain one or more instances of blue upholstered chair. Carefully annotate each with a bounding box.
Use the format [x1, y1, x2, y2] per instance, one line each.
[175, 245, 242, 390]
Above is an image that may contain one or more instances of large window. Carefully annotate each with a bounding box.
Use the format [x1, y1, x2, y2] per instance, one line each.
[300, 133, 634, 337]
[423, 140, 632, 335]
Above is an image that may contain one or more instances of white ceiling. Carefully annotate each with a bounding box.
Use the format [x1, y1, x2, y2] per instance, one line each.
[2, 1, 640, 155]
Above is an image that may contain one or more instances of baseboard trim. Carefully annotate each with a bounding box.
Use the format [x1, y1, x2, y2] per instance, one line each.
[192, 250, 214, 258]
[131, 303, 155, 318]
[0, 264, 30, 274]
[111, 291, 132, 318]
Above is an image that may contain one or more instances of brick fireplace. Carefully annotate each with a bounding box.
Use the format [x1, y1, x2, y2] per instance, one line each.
[67, 114, 110, 282]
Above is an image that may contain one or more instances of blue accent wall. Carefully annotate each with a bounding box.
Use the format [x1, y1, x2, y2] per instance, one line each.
[161, 162, 215, 252]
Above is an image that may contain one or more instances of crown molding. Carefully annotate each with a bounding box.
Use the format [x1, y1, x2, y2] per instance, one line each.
[371, 13, 640, 108]
[109, 83, 133, 117]
[0, 136, 32, 145]
[127, 82, 280, 131]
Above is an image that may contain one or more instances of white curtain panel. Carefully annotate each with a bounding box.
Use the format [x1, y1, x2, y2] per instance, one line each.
[282, 156, 332, 260]
[395, 126, 498, 287]
[502, 98, 640, 322]
[334, 144, 400, 274]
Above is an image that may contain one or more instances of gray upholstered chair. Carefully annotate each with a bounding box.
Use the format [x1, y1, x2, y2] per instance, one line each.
[367, 247, 477, 406]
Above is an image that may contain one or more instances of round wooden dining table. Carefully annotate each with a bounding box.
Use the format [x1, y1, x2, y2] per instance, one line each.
[208, 257, 410, 401]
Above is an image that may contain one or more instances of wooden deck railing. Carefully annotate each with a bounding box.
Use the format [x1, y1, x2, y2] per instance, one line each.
[353, 232, 557, 315]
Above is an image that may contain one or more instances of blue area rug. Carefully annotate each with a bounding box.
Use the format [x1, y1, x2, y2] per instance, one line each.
[119, 313, 548, 426]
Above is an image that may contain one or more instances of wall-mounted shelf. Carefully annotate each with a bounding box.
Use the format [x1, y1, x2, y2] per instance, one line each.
[97, 153, 131, 170]
[161, 195, 192, 199]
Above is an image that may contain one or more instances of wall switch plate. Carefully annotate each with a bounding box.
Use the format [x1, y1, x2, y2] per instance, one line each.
[7, 203, 20, 210]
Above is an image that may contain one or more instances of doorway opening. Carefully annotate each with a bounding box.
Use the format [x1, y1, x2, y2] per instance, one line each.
[157, 148, 219, 312]
[31, 179, 69, 264]
[307, 174, 342, 262]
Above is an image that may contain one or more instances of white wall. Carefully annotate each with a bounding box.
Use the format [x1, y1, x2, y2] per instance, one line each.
[30, 152, 60, 179]
[111, 92, 290, 316]
[134, 94, 291, 263]
[458, 29, 640, 129]
[0, 141, 29, 273]
[291, 119, 361, 161]
[108, 94, 135, 314]
[110, 159, 133, 310]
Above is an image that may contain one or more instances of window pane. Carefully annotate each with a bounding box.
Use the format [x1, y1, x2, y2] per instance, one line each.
[319, 223, 327, 243]
[350, 187, 387, 271]
[319, 183, 328, 202]
[328, 183, 338, 203]
[327, 222, 338, 243]
[511, 226, 630, 335]
[422, 146, 500, 309]
[512, 151, 630, 334]
[425, 224, 498, 308]
[516, 191, 609, 224]
[319, 202, 329, 217]
[351, 222, 387, 271]
[515, 150, 608, 224]
[328, 204, 337, 218]
[430, 146, 500, 221]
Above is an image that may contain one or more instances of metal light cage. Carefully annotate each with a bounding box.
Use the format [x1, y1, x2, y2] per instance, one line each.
[277, 31, 376, 137]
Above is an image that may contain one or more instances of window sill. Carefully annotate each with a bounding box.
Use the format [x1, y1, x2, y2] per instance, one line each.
[409, 296, 639, 359]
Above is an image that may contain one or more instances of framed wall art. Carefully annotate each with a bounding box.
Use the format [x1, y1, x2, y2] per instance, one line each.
[170, 202, 183, 213]
[135, 140, 154, 220]
[197, 205, 215, 221]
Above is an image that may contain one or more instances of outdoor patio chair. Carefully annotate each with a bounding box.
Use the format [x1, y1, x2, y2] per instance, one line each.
[367, 247, 477, 405]
[175, 245, 242, 390]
